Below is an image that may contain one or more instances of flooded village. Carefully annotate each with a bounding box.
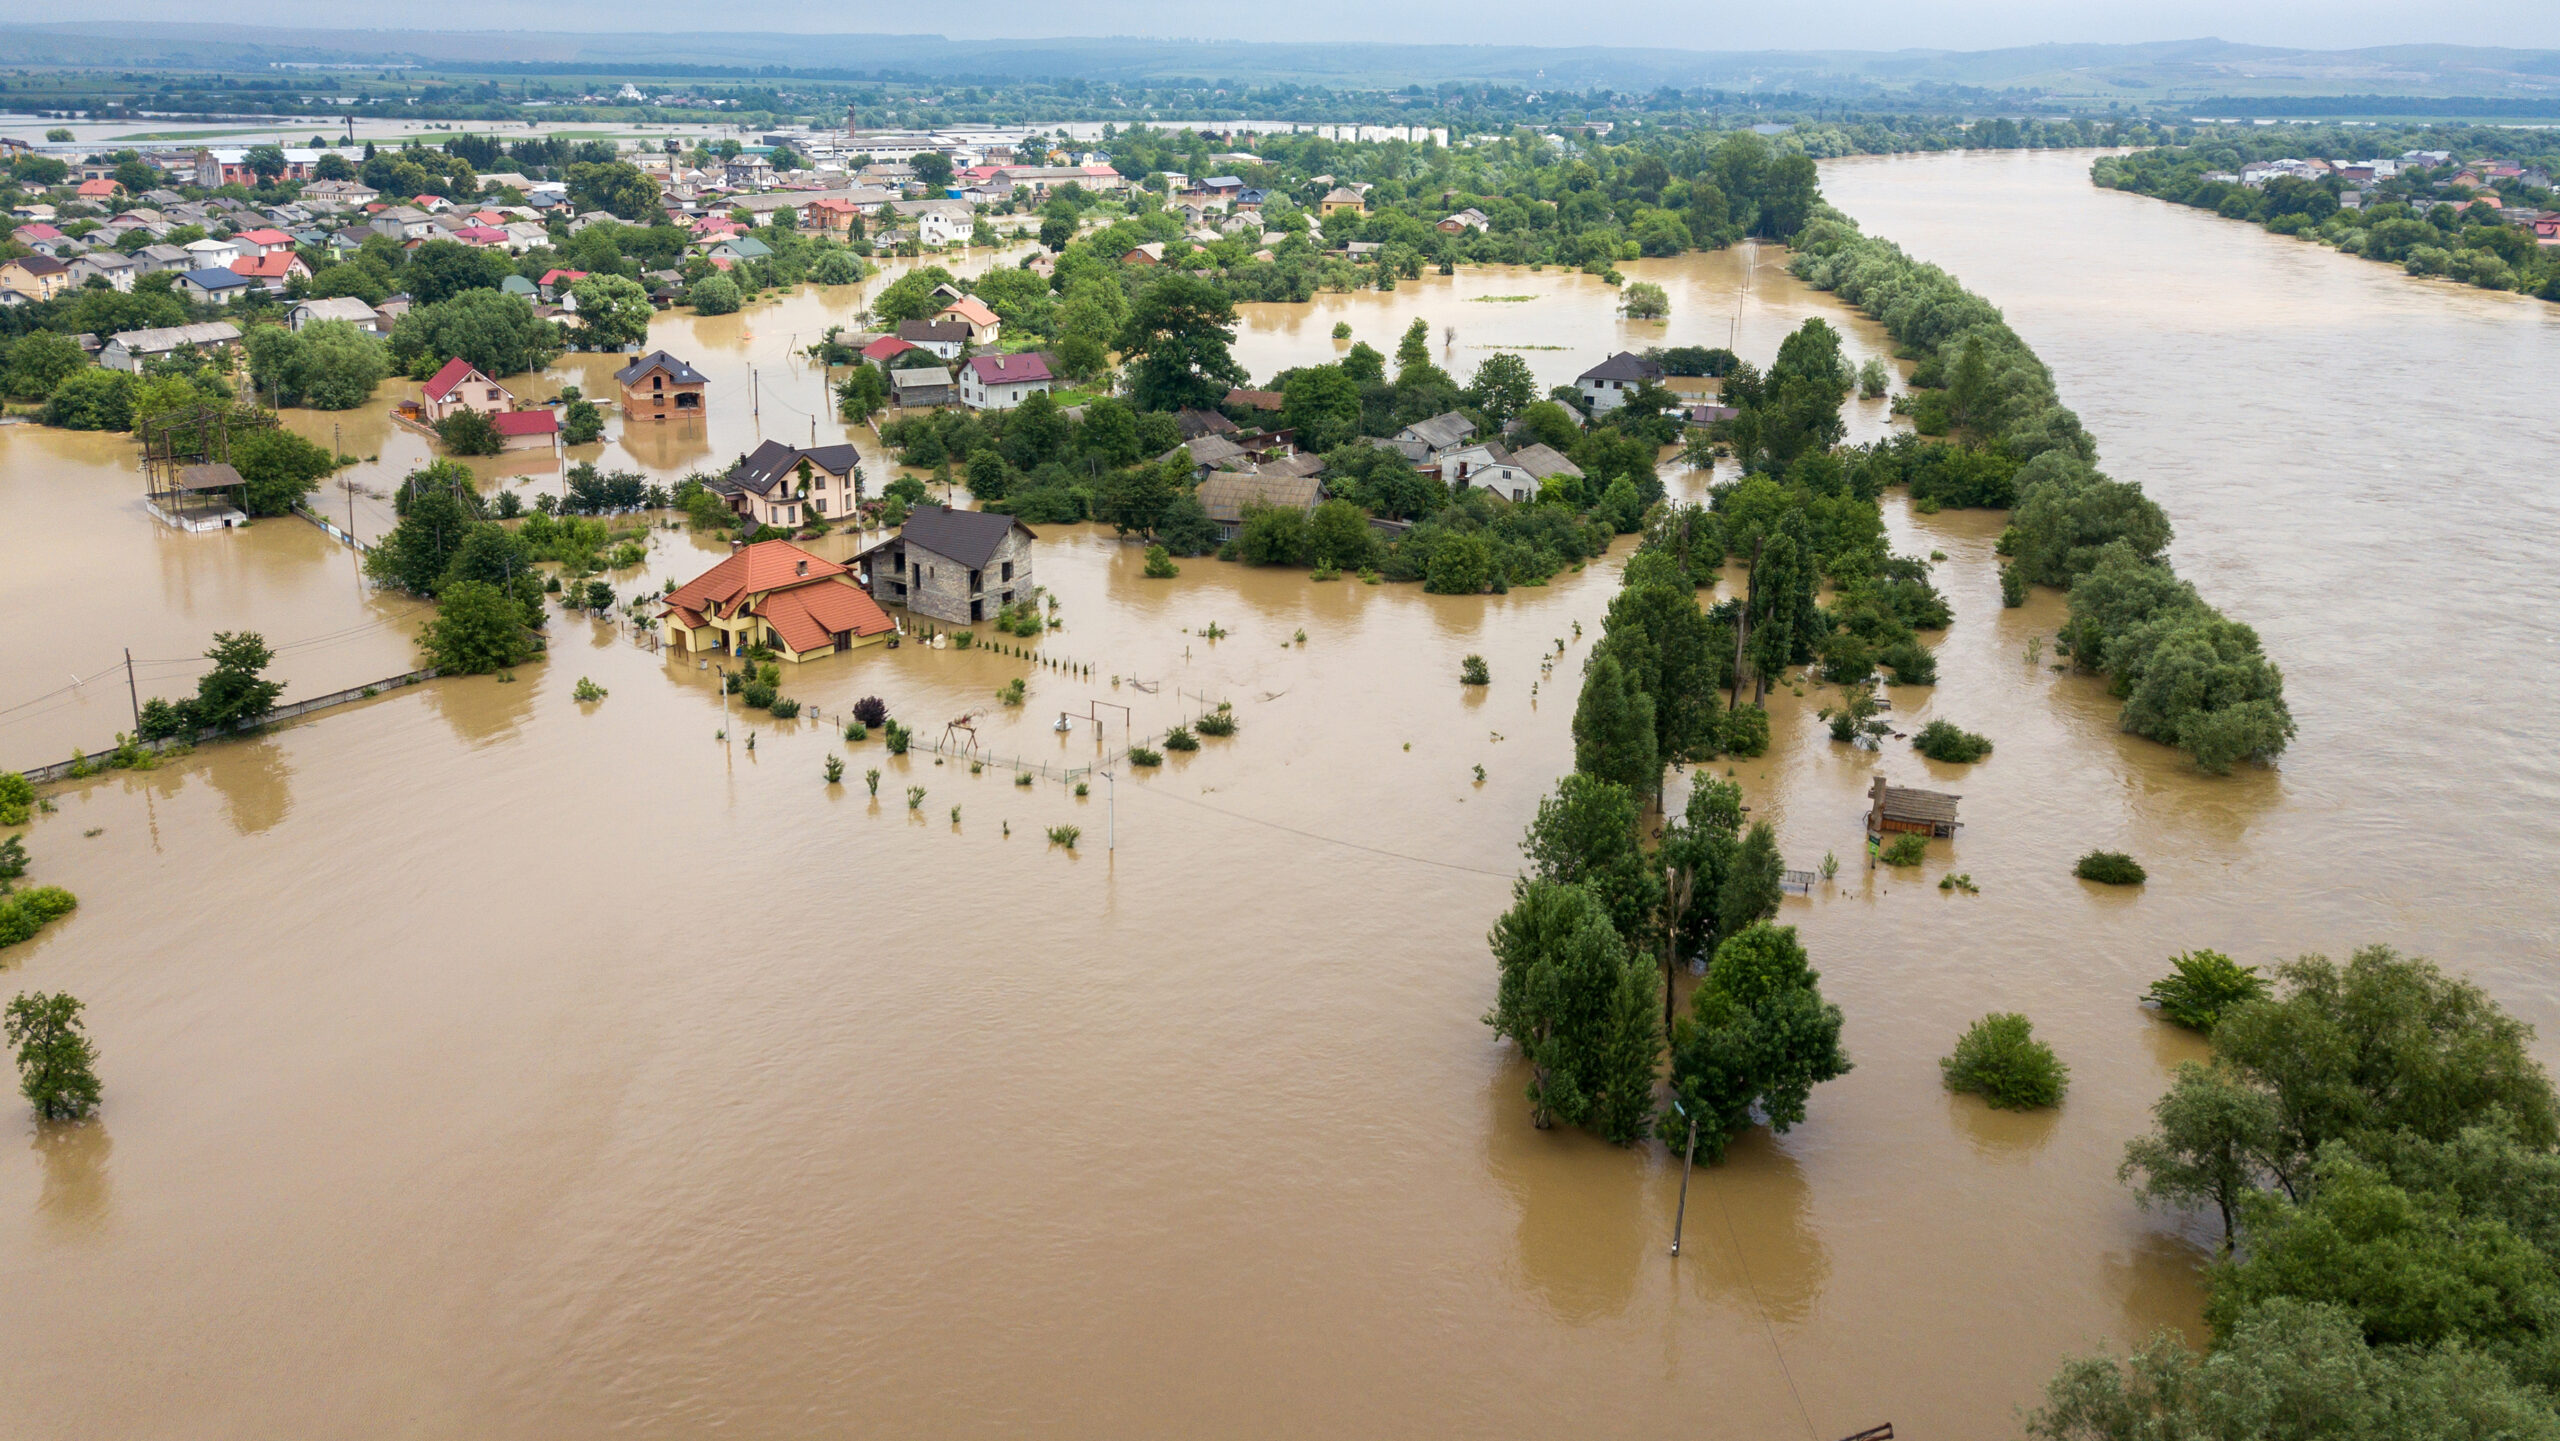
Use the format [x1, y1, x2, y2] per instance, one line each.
[1, 97, 2557, 1441]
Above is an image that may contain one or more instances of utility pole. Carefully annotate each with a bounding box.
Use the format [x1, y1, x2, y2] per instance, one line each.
[752, 366, 760, 419]
[123, 648, 140, 731]
[1103, 767, 1116, 851]
[1669, 1102, 1700, 1257]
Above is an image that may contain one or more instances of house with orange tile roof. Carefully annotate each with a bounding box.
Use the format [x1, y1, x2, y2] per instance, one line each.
[936, 293, 1001, 345]
[659, 539, 898, 661]
[230, 250, 311, 288]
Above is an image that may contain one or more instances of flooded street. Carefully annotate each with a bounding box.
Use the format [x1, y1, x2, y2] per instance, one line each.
[2, 151, 2556, 1438]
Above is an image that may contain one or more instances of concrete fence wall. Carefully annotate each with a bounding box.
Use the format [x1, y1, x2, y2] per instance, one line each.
[12, 668, 438, 786]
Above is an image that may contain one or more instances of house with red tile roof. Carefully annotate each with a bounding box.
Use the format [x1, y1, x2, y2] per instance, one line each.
[75, 178, 120, 201]
[421, 358, 513, 422]
[232, 227, 296, 256]
[489, 408, 560, 453]
[230, 250, 311, 287]
[860, 335, 917, 364]
[659, 539, 897, 662]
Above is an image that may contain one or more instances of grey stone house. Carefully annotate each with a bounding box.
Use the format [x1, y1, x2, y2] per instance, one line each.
[857, 505, 1037, 625]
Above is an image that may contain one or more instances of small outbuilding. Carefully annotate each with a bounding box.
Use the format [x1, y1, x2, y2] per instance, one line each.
[1866, 775, 1962, 839]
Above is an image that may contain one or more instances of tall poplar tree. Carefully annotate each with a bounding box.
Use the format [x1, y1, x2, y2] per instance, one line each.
[1488, 881, 1662, 1143]
[1572, 652, 1658, 800]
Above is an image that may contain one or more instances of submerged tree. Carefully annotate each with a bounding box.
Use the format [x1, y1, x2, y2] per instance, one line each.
[1521, 773, 1661, 944]
[6, 991, 101, 1121]
[1487, 880, 1661, 1142]
[1660, 923, 1848, 1163]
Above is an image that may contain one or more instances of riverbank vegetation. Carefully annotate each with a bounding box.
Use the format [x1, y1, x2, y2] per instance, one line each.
[1792, 208, 2294, 773]
[2035, 946, 2560, 1437]
[2092, 124, 2560, 303]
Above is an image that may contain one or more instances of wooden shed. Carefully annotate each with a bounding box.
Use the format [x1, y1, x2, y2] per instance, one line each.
[1867, 775, 1961, 838]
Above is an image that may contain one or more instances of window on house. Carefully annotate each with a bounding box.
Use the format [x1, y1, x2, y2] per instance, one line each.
[1000, 561, 1013, 581]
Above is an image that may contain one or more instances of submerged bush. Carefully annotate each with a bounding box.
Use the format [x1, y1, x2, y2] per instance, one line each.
[1195, 709, 1237, 737]
[1163, 725, 1199, 752]
[1941, 1013, 2068, 1110]
[852, 696, 889, 727]
[2076, 850, 2147, 886]
[1720, 704, 1770, 758]
[0, 886, 78, 950]
[1127, 745, 1163, 767]
[1880, 833, 1929, 866]
[769, 697, 801, 720]
[1912, 719, 1993, 763]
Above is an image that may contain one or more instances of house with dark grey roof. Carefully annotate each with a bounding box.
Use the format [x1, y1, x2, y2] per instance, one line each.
[1576, 351, 1665, 413]
[856, 504, 1037, 625]
[895, 319, 968, 360]
[713, 438, 863, 529]
[614, 350, 708, 422]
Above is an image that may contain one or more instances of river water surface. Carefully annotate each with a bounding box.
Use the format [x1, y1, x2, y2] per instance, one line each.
[1, 150, 2554, 1439]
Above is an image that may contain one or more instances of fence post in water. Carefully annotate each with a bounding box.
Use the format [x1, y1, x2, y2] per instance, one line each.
[1670, 1103, 1699, 1257]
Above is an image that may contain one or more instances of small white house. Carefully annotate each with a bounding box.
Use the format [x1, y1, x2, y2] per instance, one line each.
[1438, 441, 1585, 503]
[182, 236, 240, 271]
[1575, 351, 1664, 413]
[958, 352, 1054, 411]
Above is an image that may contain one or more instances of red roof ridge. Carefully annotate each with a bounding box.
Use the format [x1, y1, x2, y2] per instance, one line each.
[423, 357, 480, 400]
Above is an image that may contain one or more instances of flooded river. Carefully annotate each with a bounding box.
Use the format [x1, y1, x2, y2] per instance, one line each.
[2, 150, 2556, 1438]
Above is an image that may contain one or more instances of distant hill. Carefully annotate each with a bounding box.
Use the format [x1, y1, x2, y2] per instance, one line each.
[4, 26, 2557, 105]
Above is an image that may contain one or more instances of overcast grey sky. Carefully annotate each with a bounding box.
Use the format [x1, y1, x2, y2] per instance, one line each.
[20, 1, 2560, 50]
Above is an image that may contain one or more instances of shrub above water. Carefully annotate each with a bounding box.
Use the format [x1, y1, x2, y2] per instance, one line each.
[2076, 850, 2147, 885]
[1460, 654, 1491, 686]
[1941, 1013, 2068, 1110]
[1912, 719, 1993, 764]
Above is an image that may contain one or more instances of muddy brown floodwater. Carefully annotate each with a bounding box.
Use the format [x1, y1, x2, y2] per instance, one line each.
[1, 150, 2556, 1439]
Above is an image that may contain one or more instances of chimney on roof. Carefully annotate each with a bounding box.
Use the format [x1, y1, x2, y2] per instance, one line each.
[796, 559, 808, 576]
[730, 539, 743, 553]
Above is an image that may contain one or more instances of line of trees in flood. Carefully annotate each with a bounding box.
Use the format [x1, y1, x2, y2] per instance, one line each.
[1790, 208, 2294, 773]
